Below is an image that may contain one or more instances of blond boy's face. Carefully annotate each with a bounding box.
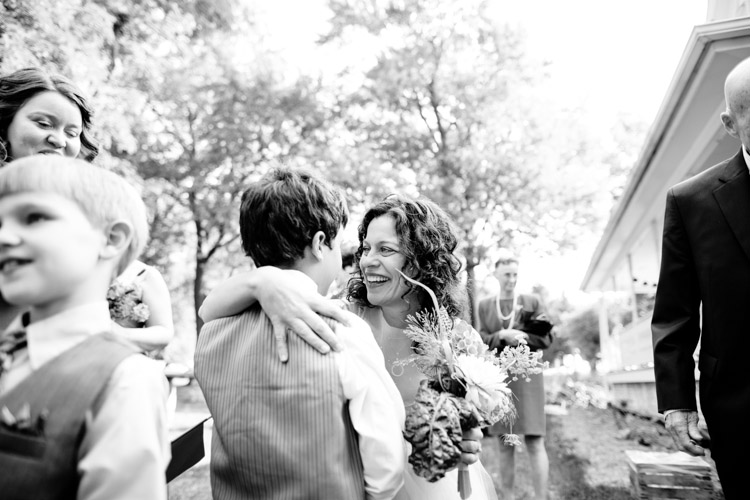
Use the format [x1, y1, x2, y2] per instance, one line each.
[0, 191, 107, 320]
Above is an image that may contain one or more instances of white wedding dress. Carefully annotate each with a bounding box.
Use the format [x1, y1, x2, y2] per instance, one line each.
[353, 305, 499, 500]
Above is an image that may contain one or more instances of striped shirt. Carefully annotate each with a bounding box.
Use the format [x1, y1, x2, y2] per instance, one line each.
[195, 304, 404, 500]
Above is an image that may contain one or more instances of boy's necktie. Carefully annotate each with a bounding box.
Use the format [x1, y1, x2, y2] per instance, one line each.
[0, 329, 27, 380]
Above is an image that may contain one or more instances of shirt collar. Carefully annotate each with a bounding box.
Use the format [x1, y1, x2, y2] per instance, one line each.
[743, 145, 750, 173]
[25, 301, 113, 369]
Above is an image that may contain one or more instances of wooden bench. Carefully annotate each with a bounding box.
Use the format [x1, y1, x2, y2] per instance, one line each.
[624, 450, 714, 499]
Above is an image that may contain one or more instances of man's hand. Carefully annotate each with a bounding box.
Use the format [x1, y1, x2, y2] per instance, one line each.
[664, 410, 707, 456]
[256, 269, 351, 362]
[459, 427, 483, 466]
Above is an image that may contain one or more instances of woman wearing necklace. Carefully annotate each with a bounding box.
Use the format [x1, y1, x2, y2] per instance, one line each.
[476, 250, 553, 500]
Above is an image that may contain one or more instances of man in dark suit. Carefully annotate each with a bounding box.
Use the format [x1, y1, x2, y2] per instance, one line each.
[652, 56, 750, 499]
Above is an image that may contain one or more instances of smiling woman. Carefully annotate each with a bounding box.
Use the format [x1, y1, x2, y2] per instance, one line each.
[0, 67, 99, 164]
[347, 195, 465, 326]
[6, 91, 84, 159]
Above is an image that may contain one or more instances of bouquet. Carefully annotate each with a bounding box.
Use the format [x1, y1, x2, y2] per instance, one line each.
[398, 272, 545, 499]
[107, 280, 150, 327]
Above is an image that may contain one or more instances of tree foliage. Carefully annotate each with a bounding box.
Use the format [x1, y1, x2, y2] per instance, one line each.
[318, 0, 613, 322]
[559, 306, 601, 369]
[0, 0, 644, 351]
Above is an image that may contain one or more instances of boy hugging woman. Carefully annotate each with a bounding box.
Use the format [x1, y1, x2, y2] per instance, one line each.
[195, 168, 406, 499]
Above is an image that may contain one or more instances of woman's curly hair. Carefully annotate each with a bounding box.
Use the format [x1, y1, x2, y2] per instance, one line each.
[0, 67, 99, 164]
[347, 195, 465, 318]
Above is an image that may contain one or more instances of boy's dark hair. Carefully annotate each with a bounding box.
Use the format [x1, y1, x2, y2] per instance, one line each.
[240, 167, 348, 267]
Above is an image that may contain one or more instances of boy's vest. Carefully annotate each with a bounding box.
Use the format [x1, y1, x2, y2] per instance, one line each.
[0, 332, 138, 500]
[195, 305, 366, 500]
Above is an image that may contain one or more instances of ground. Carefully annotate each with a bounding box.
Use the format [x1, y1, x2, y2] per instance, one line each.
[167, 383, 725, 499]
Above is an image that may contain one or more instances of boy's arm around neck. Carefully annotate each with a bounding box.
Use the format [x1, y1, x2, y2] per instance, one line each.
[199, 267, 352, 362]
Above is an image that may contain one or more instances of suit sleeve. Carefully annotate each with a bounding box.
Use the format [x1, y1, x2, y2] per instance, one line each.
[651, 188, 702, 413]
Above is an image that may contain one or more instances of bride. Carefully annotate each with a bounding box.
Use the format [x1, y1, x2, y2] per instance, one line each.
[201, 195, 498, 499]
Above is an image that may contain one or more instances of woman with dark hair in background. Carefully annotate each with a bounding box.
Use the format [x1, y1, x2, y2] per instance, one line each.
[0, 67, 99, 164]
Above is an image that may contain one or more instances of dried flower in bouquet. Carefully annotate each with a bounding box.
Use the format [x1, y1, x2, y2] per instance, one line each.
[107, 280, 150, 327]
[397, 272, 545, 498]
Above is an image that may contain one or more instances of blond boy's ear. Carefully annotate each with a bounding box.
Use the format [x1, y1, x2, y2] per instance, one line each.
[100, 220, 133, 261]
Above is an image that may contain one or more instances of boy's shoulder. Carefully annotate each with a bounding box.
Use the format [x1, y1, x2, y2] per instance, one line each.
[200, 304, 266, 334]
[84, 333, 165, 388]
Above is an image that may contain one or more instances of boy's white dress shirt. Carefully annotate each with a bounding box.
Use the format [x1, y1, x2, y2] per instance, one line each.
[333, 311, 406, 499]
[0, 301, 170, 500]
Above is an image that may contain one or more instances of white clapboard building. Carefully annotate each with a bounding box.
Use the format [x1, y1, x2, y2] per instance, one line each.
[582, 1, 750, 415]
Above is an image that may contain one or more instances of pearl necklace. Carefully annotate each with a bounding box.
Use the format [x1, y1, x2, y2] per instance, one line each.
[495, 293, 516, 330]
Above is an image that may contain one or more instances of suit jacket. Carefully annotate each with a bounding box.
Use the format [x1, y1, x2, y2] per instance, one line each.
[652, 149, 750, 421]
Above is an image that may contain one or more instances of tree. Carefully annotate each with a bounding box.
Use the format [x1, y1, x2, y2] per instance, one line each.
[120, 32, 336, 333]
[559, 306, 601, 371]
[0, 0, 278, 337]
[320, 0, 605, 321]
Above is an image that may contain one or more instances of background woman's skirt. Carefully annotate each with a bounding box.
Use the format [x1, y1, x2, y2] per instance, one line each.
[487, 371, 545, 436]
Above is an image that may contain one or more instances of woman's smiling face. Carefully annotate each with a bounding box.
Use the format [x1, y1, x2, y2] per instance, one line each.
[359, 215, 411, 309]
[6, 91, 83, 160]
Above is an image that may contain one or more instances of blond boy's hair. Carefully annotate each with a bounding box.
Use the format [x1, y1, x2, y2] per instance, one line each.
[0, 156, 148, 274]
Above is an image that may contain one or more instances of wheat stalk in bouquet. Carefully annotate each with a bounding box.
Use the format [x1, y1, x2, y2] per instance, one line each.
[397, 272, 545, 499]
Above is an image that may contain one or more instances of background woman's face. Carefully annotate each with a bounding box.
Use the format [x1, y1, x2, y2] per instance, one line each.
[360, 215, 411, 309]
[494, 262, 518, 295]
[6, 91, 82, 160]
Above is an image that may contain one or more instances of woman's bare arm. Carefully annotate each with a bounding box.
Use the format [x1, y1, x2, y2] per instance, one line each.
[116, 264, 174, 351]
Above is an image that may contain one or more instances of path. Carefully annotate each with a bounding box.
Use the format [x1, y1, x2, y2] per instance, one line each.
[167, 385, 725, 499]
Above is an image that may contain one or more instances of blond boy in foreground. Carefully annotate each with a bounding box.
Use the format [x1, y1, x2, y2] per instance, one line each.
[0, 156, 170, 499]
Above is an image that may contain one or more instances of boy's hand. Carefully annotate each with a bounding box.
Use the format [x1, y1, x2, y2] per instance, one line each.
[256, 268, 351, 362]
